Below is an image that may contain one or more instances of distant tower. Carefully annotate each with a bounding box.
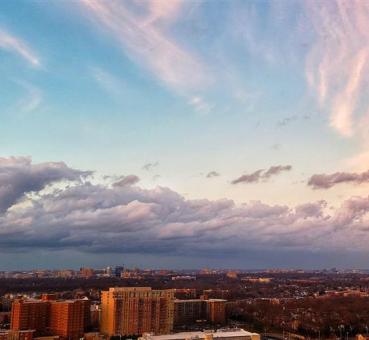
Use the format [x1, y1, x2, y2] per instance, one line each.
[114, 266, 124, 277]
[105, 266, 113, 276]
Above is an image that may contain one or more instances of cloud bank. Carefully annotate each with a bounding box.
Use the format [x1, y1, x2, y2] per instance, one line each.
[1, 157, 369, 261]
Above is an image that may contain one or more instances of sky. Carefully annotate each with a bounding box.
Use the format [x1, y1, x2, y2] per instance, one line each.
[1, 0, 369, 270]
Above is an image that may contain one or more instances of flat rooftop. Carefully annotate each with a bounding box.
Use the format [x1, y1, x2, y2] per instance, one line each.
[174, 299, 227, 302]
[141, 329, 259, 340]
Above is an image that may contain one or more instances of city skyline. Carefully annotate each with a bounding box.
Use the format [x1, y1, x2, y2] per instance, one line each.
[1, 1, 369, 269]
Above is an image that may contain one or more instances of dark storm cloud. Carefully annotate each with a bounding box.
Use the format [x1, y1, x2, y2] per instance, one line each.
[308, 170, 369, 189]
[232, 165, 292, 184]
[0, 157, 91, 213]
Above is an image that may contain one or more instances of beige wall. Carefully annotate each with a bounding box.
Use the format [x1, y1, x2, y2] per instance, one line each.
[100, 288, 174, 337]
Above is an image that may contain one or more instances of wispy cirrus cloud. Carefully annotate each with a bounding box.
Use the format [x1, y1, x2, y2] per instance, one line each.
[78, 0, 211, 96]
[144, 0, 183, 26]
[0, 28, 40, 67]
[14, 80, 43, 113]
[348, 112, 369, 171]
[305, 1, 369, 137]
[232, 165, 292, 185]
[91, 66, 127, 98]
[189, 96, 213, 114]
[308, 170, 369, 190]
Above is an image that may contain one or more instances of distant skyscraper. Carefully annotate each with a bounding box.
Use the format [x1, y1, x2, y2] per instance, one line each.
[114, 266, 124, 278]
[100, 287, 174, 336]
[105, 266, 113, 277]
[80, 267, 95, 278]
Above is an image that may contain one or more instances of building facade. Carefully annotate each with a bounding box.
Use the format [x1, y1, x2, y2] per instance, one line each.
[174, 299, 226, 327]
[0, 330, 34, 340]
[100, 287, 174, 336]
[10, 298, 90, 340]
[173, 300, 206, 326]
[48, 300, 90, 339]
[206, 299, 226, 324]
[11, 300, 49, 336]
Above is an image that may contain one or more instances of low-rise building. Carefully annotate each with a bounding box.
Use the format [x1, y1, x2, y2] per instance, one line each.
[140, 329, 260, 340]
[0, 330, 34, 340]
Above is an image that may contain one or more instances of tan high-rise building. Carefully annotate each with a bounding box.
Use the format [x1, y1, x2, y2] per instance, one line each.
[100, 287, 174, 336]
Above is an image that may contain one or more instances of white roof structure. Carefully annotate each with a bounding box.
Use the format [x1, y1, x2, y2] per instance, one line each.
[140, 329, 260, 340]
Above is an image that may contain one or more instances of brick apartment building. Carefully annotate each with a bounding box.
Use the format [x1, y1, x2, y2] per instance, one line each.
[10, 297, 90, 339]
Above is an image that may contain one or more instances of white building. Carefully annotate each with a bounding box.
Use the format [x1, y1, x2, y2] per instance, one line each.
[140, 329, 260, 340]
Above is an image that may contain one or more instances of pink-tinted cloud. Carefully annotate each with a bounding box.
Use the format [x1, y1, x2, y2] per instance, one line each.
[79, 0, 211, 95]
[0, 28, 40, 67]
[308, 170, 369, 189]
[305, 1, 369, 137]
[2, 157, 369, 256]
[113, 175, 140, 187]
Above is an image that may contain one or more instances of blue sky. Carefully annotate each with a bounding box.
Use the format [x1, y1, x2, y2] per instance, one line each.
[1, 0, 369, 269]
